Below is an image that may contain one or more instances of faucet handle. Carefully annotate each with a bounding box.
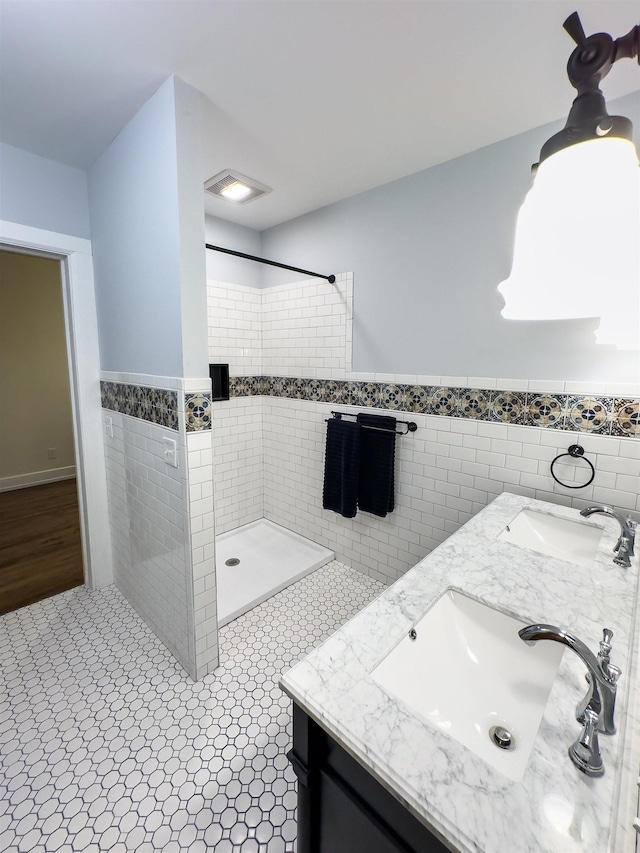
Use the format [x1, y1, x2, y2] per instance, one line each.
[614, 538, 633, 567]
[569, 708, 604, 777]
[626, 516, 637, 557]
[599, 628, 613, 660]
[604, 663, 622, 685]
[615, 517, 636, 556]
[598, 630, 621, 683]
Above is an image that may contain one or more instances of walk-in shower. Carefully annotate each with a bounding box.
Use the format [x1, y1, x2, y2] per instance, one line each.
[215, 519, 334, 626]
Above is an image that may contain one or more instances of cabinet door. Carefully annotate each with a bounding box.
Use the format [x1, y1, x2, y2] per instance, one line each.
[291, 704, 448, 853]
[317, 769, 411, 853]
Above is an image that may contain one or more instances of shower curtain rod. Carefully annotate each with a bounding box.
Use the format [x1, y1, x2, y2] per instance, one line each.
[205, 244, 336, 284]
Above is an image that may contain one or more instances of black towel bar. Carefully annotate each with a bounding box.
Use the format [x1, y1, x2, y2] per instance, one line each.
[327, 411, 417, 436]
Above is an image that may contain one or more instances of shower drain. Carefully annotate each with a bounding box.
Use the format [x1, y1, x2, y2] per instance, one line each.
[225, 557, 240, 567]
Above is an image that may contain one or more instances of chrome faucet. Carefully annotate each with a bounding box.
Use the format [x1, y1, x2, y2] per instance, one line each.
[519, 624, 621, 777]
[580, 505, 636, 568]
[518, 625, 621, 735]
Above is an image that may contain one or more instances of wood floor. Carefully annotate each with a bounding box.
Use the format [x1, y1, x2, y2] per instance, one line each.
[0, 479, 84, 616]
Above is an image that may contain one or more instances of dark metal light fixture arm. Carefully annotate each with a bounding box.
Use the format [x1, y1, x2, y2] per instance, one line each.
[612, 24, 640, 64]
[537, 12, 640, 164]
[563, 12, 639, 88]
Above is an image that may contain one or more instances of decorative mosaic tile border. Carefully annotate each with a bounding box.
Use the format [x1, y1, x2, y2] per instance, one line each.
[100, 382, 213, 433]
[228, 376, 640, 438]
[185, 393, 212, 432]
[100, 377, 640, 437]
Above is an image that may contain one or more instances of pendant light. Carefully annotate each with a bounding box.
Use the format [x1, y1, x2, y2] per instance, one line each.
[498, 12, 640, 350]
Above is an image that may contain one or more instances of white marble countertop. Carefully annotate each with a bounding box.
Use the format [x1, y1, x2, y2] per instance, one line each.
[280, 492, 640, 853]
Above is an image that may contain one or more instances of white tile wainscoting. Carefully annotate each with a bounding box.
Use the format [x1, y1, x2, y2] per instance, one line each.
[103, 409, 194, 669]
[208, 278, 639, 586]
[214, 395, 639, 586]
[101, 372, 218, 680]
[187, 430, 218, 679]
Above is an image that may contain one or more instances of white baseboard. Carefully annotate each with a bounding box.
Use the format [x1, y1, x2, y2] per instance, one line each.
[0, 466, 77, 493]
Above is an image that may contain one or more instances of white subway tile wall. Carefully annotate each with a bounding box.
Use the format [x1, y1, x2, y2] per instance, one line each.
[187, 429, 218, 678]
[208, 279, 639, 586]
[262, 398, 639, 584]
[207, 277, 351, 534]
[102, 377, 219, 679]
[207, 275, 352, 381]
[211, 397, 264, 535]
[102, 409, 195, 672]
[262, 275, 351, 379]
[207, 282, 262, 376]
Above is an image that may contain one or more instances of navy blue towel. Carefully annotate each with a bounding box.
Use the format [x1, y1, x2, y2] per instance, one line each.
[356, 413, 396, 517]
[322, 418, 362, 518]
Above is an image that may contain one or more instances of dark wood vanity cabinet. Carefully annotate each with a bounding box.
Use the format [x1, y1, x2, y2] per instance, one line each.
[289, 703, 450, 853]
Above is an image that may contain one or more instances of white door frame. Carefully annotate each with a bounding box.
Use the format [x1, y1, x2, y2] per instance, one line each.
[1, 219, 113, 589]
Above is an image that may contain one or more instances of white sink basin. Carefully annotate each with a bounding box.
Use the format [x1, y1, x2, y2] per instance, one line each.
[371, 590, 564, 781]
[497, 508, 603, 567]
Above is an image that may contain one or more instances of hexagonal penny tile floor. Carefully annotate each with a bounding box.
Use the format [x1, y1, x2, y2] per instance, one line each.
[0, 561, 384, 852]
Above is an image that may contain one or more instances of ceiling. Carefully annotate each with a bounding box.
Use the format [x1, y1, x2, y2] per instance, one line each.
[1, 0, 638, 231]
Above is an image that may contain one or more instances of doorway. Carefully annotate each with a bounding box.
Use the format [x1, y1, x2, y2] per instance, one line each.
[0, 220, 112, 600]
[0, 249, 84, 614]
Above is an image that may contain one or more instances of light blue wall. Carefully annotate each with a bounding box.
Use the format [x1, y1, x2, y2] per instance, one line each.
[89, 77, 186, 376]
[0, 142, 91, 239]
[262, 91, 640, 384]
[204, 215, 263, 287]
[175, 78, 208, 379]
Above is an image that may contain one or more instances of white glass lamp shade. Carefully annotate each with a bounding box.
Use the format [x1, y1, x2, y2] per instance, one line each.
[498, 137, 640, 350]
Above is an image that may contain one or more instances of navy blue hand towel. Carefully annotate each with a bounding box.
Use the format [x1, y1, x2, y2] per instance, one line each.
[322, 418, 362, 518]
[356, 413, 396, 517]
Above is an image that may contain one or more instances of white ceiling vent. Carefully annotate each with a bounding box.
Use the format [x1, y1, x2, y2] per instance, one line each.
[204, 170, 272, 204]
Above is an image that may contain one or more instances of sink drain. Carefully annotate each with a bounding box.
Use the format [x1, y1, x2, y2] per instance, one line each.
[225, 557, 240, 567]
[489, 725, 515, 751]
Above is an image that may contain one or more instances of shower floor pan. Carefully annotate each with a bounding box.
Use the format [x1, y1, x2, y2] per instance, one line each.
[215, 519, 334, 627]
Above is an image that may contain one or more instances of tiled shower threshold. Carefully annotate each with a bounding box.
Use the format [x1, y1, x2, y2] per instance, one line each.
[0, 562, 383, 853]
